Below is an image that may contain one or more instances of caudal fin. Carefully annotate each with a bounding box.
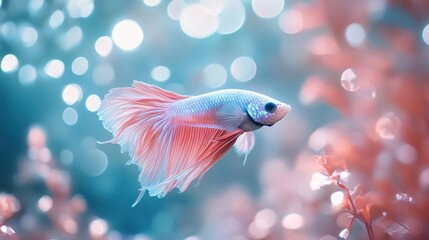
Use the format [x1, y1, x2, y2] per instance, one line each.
[98, 81, 243, 205]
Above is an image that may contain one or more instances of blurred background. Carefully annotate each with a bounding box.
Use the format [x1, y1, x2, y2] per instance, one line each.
[1, 0, 429, 239]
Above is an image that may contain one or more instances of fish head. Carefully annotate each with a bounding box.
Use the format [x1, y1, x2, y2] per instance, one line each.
[246, 97, 291, 127]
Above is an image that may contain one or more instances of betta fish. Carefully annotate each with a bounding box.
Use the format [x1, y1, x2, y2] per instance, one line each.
[98, 81, 291, 206]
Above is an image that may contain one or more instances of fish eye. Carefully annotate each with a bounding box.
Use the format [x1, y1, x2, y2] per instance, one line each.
[264, 102, 277, 113]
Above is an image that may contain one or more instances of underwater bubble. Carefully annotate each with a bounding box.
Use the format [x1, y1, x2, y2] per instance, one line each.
[21, 26, 38, 47]
[62, 107, 78, 126]
[217, 0, 245, 35]
[330, 191, 344, 206]
[345, 23, 366, 47]
[37, 195, 52, 212]
[62, 84, 83, 105]
[279, 9, 303, 34]
[49, 10, 65, 28]
[44, 59, 65, 78]
[89, 218, 109, 237]
[85, 94, 101, 112]
[254, 209, 277, 229]
[143, 0, 161, 7]
[19, 65, 37, 85]
[231, 56, 257, 82]
[151, 66, 171, 82]
[67, 0, 94, 18]
[252, 0, 284, 19]
[92, 64, 115, 86]
[282, 213, 304, 229]
[60, 149, 74, 165]
[61, 26, 83, 50]
[71, 56, 89, 75]
[180, 4, 219, 39]
[340, 68, 360, 91]
[112, 20, 144, 51]
[167, 0, 187, 21]
[375, 112, 401, 140]
[95, 36, 113, 57]
[1, 54, 19, 73]
[423, 24, 429, 46]
[81, 149, 108, 177]
[203, 63, 227, 88]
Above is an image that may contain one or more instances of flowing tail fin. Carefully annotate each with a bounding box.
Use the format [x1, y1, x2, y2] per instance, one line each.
[98, 81, 243, 206]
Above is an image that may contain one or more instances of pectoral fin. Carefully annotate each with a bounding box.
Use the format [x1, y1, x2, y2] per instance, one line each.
[216, 104, 247, 131]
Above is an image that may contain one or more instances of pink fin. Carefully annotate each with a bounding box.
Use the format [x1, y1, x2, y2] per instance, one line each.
[98, 81, 242, 205]
[234, 132, 255, 166]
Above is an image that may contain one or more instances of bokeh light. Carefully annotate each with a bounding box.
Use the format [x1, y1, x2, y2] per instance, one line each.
[94, 36, 113, 57]
[62, 84, 83, 105]
[19, 64, 37, 85]
[279, 9, 304, 34]
[422, 24, 429, 45]
[67, 0, 94, 18]
[143, 0, 161, 7]
[180, 4, 219, 39]
[49, 10, 65, 28]
[62, 107, 78, 126]
[44, 59, 65, 78]
[167, 0, 187, 21]
[202, 63, 227, 88]
[28, 0, 44, 14]
[330, 191, 344, 206]
[60, 26, 83, 50]
[254, 209, 277, 229]
[1, 54, 19, 73]
[252, 0, 284, 19]
[85, 94, 101, 112]
[71, 57, 89, 76]
[81, 149, 108, 177]
[217, 0, 245, 35]
[89, 218, 108, 237]
[20, 26, 38, 47]
[230, 56, 257, 82]
[60, 149, 74, 165]
[112, 20, 144, 51]
[151, 65, 171, 82]
[282, 213, 305, 230]
[92, 64, 115, 86]
[37, 196, 53, 212]
[344, 23, 366, 47]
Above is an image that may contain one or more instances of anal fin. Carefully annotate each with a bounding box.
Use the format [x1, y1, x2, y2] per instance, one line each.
[234, 131, 255, 165]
